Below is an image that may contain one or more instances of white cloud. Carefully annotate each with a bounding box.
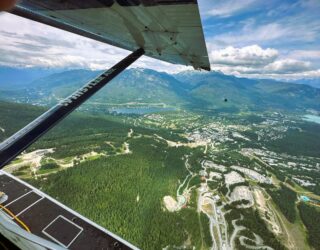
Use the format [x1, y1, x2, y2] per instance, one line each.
[0, 13, 185, 73]
[299, 0, 320, 9]
[211, 64, 320, 80]
[209, 13, 320, 49]
[212, 22, 315, 48]
[288, 50, 320, 61]
[210, 45, 278, 66]
[0, 10, 319, 79]
[243, 69, 320, 80]
[265, 59, 311, 73]
[201, 0, 257, 18]
[209, 45, 319, 79]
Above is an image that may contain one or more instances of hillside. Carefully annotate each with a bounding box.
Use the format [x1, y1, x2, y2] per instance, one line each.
[0, 67, 320, 112]
[292, 78, 320, 89]
[0, 66, 60, 89]
[1, 100, 319, 250]
[175, 71, 320, 111]
[0, 68, 188, 107]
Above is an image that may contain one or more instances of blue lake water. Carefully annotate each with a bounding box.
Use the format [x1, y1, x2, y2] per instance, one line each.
[300, 195, 310, 202]
[303, 114, 320, 124]
[108, 107, 175, 114]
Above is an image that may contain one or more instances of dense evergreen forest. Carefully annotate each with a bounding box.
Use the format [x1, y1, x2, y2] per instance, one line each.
[266, 123, 320, 158]
[298, 203, 320, 250]
[0, 101, 203, 249]
[1, 100, 319, 250]
[30, 136, 202, 249]
[267, 184, 297, 223]
[0, 101, 44, 141]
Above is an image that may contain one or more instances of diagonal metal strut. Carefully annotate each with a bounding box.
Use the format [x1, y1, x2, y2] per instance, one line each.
[0, 48, 145, 168]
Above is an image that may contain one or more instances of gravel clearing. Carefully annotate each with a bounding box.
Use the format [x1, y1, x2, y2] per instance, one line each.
[225, 171, 245, 186]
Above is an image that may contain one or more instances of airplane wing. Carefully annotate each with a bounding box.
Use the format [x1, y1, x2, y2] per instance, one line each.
[0, 2, 210, 249]
[10, 0, 210, 71]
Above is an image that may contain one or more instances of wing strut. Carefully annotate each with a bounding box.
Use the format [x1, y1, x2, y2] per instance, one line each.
[0, 48, 145, 168]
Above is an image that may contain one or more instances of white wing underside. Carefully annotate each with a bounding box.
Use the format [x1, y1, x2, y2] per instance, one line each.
[13, 1, 210, 70]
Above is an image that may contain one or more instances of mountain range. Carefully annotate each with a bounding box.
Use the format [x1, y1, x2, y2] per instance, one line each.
[0, 67, 319, 112]
[291, 78, 320, 89]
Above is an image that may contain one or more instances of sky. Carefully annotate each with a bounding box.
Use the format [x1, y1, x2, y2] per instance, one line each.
[0, 0, 319, 80]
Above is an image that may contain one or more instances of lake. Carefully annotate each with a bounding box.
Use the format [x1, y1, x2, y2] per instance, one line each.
[108, 107, 175, 114]
[303, 114, 320, 124]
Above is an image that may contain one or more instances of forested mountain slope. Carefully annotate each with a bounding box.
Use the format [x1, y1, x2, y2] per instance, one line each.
[1, 67, 320, 111]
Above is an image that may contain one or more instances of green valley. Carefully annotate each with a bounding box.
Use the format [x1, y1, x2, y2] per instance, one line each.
[1, 68, 320, 250]
[0, 96, 319, 249]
